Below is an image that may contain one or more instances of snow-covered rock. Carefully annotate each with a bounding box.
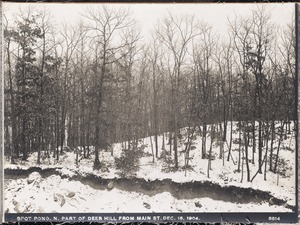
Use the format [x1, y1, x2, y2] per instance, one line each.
[53, 193, 66, 207]
[13, 200, 32, 213]
[66, 191, 76, 198]
[27, 172, 42, 184]
[13, 201, 21, 213]
[48, 175, 61, 185]
[143, 202, 151, 209]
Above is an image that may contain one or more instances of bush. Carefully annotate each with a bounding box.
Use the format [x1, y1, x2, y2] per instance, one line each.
[160, 150, 175, 173]
[160, 149, 170, 159]
[115, 147, 141, 177]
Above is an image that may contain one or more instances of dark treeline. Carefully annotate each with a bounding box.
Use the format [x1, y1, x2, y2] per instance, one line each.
[4, 5, 296, 181]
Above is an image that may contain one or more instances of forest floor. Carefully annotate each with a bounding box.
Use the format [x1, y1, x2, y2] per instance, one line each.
[4, 121, 296, 213]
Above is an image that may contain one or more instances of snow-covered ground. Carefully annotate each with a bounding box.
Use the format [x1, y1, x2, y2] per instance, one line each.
[4, 121, 296, 213]
[4, 173, 291, 213]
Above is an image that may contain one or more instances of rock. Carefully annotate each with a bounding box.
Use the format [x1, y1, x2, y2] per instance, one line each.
[53, 195, 59, 202]
[195, 201, 202, 208]
[143, 202, 151, 209]
[60, 197, 66, 207]
[67, 191, 76, 198]
[53, 193, 66, 207]
[269, 197, 275, 205]
[107, 181, 114, 190]
[27, 172, 42, 184]
[13, 202, 21, 213]
[13, 201, 31, 213]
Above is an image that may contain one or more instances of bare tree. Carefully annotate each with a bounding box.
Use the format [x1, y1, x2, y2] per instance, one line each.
[229, 14, 253, 180]
[157, 13, 202, 169]
[247, 6, 274, 175]
[146, 34, 164, 158]
[192, 24, 217, 160]
[59, 23, 82, 155]
[84, 5, 135, 169]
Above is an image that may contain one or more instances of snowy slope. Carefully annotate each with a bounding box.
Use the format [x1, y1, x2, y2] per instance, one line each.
[4, 121, 296, 212]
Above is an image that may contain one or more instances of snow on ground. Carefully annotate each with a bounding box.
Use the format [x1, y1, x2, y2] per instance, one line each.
[4, 174, 291, 213]
[4, 121, 296, 212]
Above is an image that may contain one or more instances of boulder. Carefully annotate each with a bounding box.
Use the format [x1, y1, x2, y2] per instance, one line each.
[27, 172, 42, 184]
[143, 202, 151, 209]
[268, 197, 275, 205]
[66, 191, 76, 198]
[13, 201, 31, 213]
[190, 146, 197, 150]
[13, 202, 21, 213]
[48, 175, 61, 184]
[53, 193, 66, 207]
[107, 181, 114, 190]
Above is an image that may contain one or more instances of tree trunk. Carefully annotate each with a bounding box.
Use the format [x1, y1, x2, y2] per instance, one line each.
[6, 40, 18, 162]
[227, 117, 233, 162]
[153, 69, 159, 158]
[150, 135, 155, 163]
[274, 121, 284, 173]
[21, 119, 27, 160]
[173, 112, 179, 169]
[207, 125, 214, 178]
[237, 121, 241, 172]
[258, 120, 263, 174]
[264, 122, 270, 181]
[269, 120, 275, 171]
[244, 125, 250, 182]
[252, 120, 256, 164]
[169, 132, 172, 155]
[202, 123, 207, 159]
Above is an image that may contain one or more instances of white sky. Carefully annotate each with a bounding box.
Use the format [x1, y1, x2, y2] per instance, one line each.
[3, 3, 295, 41]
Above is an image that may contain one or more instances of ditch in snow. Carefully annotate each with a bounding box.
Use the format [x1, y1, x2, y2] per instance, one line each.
[4, 167, 295, 213]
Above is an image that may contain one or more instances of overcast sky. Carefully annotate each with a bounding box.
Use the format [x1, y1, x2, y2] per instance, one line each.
[3, 3, 295, 41]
